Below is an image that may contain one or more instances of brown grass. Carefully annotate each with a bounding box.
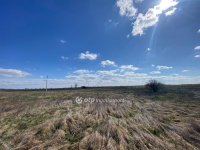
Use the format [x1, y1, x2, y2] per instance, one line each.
[0, 87, 200, 150]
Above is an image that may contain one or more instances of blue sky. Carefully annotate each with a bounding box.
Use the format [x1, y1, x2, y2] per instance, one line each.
[0, 0, 200, 88]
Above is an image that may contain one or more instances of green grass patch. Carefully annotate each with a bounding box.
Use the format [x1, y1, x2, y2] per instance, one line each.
[148, 127, 164, 137]
[3, 112, 51, 130]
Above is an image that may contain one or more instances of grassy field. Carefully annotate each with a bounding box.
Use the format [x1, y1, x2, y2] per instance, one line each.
[0, 85, 200, 150]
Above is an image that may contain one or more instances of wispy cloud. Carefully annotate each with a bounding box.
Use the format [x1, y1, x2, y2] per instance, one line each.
[126, 34, 130, 38]
[79, 51, 98, 60]
[182, 70, 190, 73]
[101, 60, 117, 67]
[156, 65, 173, 70]
[97, 70, 118, 76]
[194, 55, 200, 58]
[1, 69, 200, 89]
[116, 0, 137, 18]
[194, 46, 200, 58]
[197, 29, 200, 33]
[120, 65, 139, 71]
[150, 71, 161, 74]
[147, 48, 151, 51]
[106, 19, 119, 27]
[172, 73, 179, 76]
[135, 0, 144, 3]
[73, 69, 91, 74]
[0, 68, 30, 78]
[60, 40, 66, 44]
[165, 7, 177, 16]
[194, 46, 200, 50]
[64, 69, 200, 87]
[2, 74, 200, 89]
[61, 56, 68, 60]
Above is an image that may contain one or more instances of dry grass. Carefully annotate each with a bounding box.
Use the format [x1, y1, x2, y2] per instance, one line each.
[0, 86, 200, 150]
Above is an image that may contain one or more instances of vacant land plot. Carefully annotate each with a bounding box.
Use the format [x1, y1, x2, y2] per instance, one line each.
[0, 85, 200, 150]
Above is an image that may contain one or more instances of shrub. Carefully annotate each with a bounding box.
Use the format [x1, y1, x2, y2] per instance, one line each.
[145, 80, 163, 93]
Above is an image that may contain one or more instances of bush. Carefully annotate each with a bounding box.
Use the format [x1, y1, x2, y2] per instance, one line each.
[81, 86, 87, 89]
[145, 80, 163, 93]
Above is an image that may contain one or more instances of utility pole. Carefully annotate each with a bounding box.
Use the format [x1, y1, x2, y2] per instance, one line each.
[75, 83, 77, 88]
[45, 75, 48, 92]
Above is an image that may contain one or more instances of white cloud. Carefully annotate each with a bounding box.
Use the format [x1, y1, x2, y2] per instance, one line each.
[108, 19, 112, 23]
[0, 68, 30, 78]
[106, 19, 119, 27]
[126, 34, 130, 38]
[60, 40, 66, 44]
[150, 71, 161, 74]
[116, 0, 137, 18]
[197, 29, 200, 33]
[64, 70, 200, 87]
[1, 70, 200, 89]
[182, 70, 190, 73]
[116, 0, 179, 36]
[68, 69, 149, 86]
[156, 65, 173, 70]
[159, 0, 178, 11]
[132, 12, 159, 36]
[135, 0, 144, 3]
[114, 22, 119, 27]
[147, 48, 151, 51]
[97, 70, 118, 77]
[194, 55, 200, 58]
[165, 7, 177, 16]
[194, 46, 200, 50]
[73, 69, 91, 74]
[79, 51, 98, 60]
[123, 72, 148, 78]
[61, 56, 68, 60]
[132, 0, 178, 36]
[120, 65, 139, 71]
[172, 73, 179, 76]
[152, 64, 155, 67]
[101, 60, 117, 67]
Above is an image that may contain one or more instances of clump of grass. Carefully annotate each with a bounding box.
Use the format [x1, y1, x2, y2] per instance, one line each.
[0, 140, 9, 150]
[148, 127, 164, 137]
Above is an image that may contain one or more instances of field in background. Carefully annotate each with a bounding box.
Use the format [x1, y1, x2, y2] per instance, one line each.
[0, 85, 200, 150]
